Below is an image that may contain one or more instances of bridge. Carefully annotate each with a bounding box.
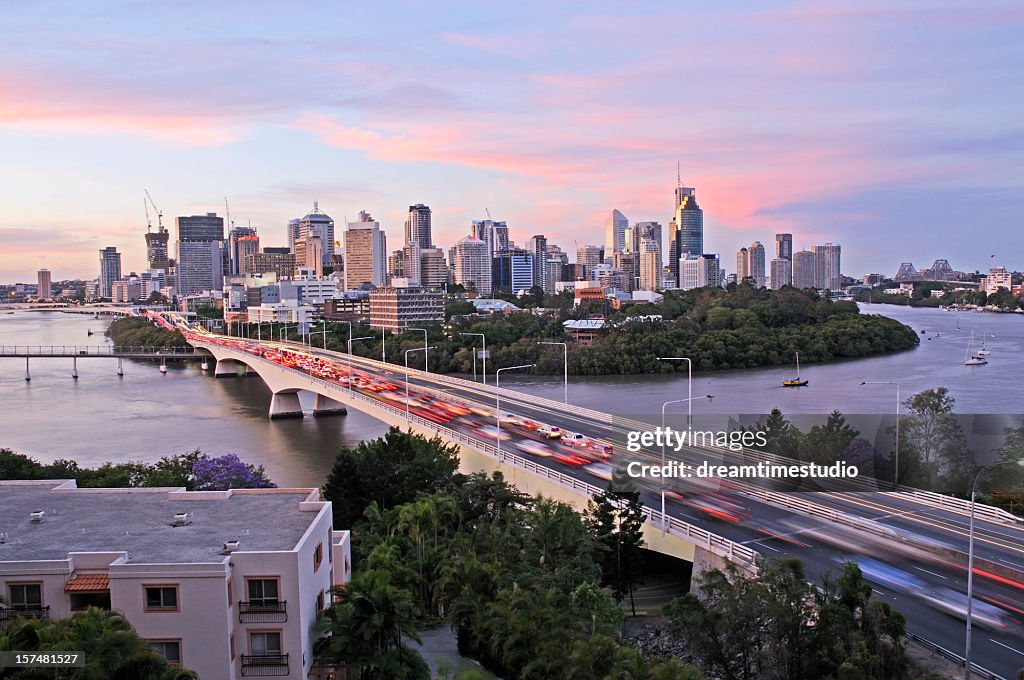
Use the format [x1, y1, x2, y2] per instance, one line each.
[0, 345, 199, 380]
[142, 315, 1024, 676]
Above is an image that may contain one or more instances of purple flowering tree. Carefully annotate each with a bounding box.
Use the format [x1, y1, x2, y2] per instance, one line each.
[190, 454, 276, 491]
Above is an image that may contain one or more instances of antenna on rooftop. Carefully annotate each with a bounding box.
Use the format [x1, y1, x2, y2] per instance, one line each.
[677, 161, 681, 187]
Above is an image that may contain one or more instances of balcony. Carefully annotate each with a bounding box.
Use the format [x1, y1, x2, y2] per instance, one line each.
[0, 606, 50, 628]
[238, 600, 288, 623]
[240, 653, 289, 676]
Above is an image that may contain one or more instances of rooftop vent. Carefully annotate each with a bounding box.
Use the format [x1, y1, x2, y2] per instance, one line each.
[222, 540, 240, 553]
[171, 512, 193, 527]
[0, 531, 8, 544]
[30, 510, 45, 523]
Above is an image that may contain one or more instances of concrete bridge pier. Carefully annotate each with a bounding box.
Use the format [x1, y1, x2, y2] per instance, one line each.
[312, 394, 347, 417]
[269, 391, 304, 419]
[244, 365, 259, 377]
[214, 359, 240, 378]
[117, 358, 124, 377]
[25, 357, 30, 382]
[72, 357, 78, 380]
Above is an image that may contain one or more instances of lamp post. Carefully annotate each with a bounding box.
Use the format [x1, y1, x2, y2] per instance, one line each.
[279, 325, 297, 342]
[407, 327, 429, 372]
[965, 459, 1024, 679]
[404, 346, 435, 424]
[348, 336, 374, 392]
[335, 320, 353, 354]
[658, 357, 693, 429]
[496, 364, 535, 460]
[538, 341, 568, 403]
[460, 332, 487, 384]
[660, 395, 713, 535]
[861, 381, 901, 488]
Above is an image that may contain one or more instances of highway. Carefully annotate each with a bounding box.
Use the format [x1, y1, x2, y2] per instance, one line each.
[156, 315, 1024, 676]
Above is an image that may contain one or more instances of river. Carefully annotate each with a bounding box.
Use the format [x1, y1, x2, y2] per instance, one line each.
[0, 305, 1021, 487]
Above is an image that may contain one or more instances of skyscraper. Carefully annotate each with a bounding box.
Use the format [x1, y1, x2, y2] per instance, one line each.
[576, 245, 603, 279]
[98, 247, 122, 299]
[296, 203, 335, 269]
[227, 225, 257, 276]
[471, 219, 507, 258]
[669, 185, 703, 286]
[679, 254, 722, 290]
[175, 213, 225, 295]
[638, 238, 661, 291]
[775, 233, 793, 261]
[769, 258, 792, 289]
[527, 235, 547, 292]
[344, 211, 387, 290]
[37, 269, 52, 300]
[235, 234, 261, 276]
[453, 236, 492, 296]
[145, 229, 170, 272]
[812, 243, 842, 290]
[735, 248, 749, 282]
[604, 209, 628, 254]
[748, 241, 766, 288]
[493, 248, 535, 293]
[419, 248, 448, 289]
[792, 250, 816, 289]
[405, 204, 433, 249]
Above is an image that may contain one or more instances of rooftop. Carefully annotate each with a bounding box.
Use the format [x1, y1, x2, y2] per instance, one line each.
[0, 481, 323, 564]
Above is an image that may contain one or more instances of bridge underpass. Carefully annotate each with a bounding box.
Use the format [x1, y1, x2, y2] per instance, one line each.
[188, 334, 1022, 678]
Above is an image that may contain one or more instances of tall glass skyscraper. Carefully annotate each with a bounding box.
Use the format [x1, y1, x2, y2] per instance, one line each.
[405, 204, 433, 249]
[604, 209, 628, 254]
[98, 246, 122, 299]
[670, 187, 703, 286]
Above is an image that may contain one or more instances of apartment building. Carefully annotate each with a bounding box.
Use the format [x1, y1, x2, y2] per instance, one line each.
[0, 480, 351, 679]
[368, 286, 444, 332]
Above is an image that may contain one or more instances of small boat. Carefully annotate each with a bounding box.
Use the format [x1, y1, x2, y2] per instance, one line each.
[87, 329, 94, 336]
[964, 331, 987, 366]
[782, 352, 808, 387]
[976, 338, 990, 356]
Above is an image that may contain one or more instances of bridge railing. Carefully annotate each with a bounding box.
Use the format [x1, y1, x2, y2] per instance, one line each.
[0, 345, 197, 356]
[199, 340, 761, 571]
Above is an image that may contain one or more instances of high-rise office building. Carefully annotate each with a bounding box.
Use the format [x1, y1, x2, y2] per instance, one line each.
[748, 241, 766, 288]
[420, 248, 448, 289]
[246, 249, 296, 280]
[402, 243, 422, 284]
[638, 238, 661, 291]
[453, 236, 492, 296]
[471, 219, 507, 257]
[294, 234, 323, 278]
[812, 243, 841, 290]
[775, 233, 793, 261]
[286, 218, 302, 252]
[235, 234, 261, 276]
[405, 204, 433, 249]
[735, 248, 749, 282]
[296, 203, 335, 269]
[792, 250, 816, 289]
[769, 258, 792, 289]
[175, 213, 225, 296]
[679, 254, 722, 290]
[669, 185, 703, 286]
[227, 226, 258, 276]
[36, 269, 52, 300]
[576, 245, 603, 279]
[605, 209, 628, 254]
[344, 211, 387, 291]
[145, 228, 170, 272]
[544, 259, 563, 295]
[98, 247, 122, 299]
[493, 248, 535, 293]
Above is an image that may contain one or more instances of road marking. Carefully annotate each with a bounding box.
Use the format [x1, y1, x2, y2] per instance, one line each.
[990, 639, 1024, 656]
[912, 566, 948, 580]
[872, 589, 887, 597]
[996, 558, 1024, 570]
[755, 542, 780, 552]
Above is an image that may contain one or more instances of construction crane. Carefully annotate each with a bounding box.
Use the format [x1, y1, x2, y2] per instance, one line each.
[144, 189, 164, 233]
[143, 197, 152, 233]
[485, 207, 492, 220]
[224, 196, 233, 230]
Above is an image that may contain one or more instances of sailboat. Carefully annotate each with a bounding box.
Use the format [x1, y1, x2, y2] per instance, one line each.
[964, 331, 987, 366]
[954, 316, 961, 332]
[782, 352, 808, 386]
[976, 337, 990, 356]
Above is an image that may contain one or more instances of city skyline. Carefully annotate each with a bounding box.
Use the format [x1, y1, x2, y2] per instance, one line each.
[1, 2, 1022, 281]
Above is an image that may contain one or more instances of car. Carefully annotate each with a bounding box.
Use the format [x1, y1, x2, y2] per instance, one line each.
[473, 426, 511, 441]
[583, 462, 614, 481]
[514, 440, 554, 457]
[499, 413, 521, 425]
[538, 425, 562, 440]
[561, 432, 590, 447]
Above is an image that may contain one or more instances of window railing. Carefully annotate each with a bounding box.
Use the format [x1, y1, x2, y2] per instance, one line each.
[238, 600, 287, 623]
[0, 605, 50, 627]
[241, 653, 289, 676]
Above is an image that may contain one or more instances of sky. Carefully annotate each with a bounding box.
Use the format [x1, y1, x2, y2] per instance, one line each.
[0, 0, 1021, 283]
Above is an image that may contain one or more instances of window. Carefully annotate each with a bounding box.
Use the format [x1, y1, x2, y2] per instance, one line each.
[149, 640, 181, 664]
[247, 579, 279, 606]
[227, 580, 233, 607]
[250, 631, 282, 656]
[144, 586, 178, 611]
[316, 590, 324, 613]
[230, 633, 236, 660]
[313, 542, 323, 571]
[9, 584, 42, 610]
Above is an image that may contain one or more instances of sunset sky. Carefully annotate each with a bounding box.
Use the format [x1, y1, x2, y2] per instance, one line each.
[1, 1, 1021, 282]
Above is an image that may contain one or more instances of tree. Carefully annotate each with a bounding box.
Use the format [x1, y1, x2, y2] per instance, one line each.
[802, 411, 858, 468]
[585, 471, 646, 616]
[190, 453, 275, 490]
[900, 388, 973, 492]
[0, 607, 197, 679]
[322, 428, 462, 530]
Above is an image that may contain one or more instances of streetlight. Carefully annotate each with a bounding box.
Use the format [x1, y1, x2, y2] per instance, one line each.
[495, 364, 535, 460]
[335, 320, 353, 354]
[965, 459, 1024, 679]
[538, 341, 568, 404]
[404, 346, 435, 424]
[279, 325, 297, 342]
[348, 336, 374, 392]
[407, 328, 429, 372]
[460, 332, 487, 384]
[861, 381, 901, 488]
[658, 357, 693, 429]
[660, 395, 713, 535]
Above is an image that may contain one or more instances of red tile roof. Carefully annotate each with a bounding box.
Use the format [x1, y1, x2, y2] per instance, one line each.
[64, 573, 109, 592]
